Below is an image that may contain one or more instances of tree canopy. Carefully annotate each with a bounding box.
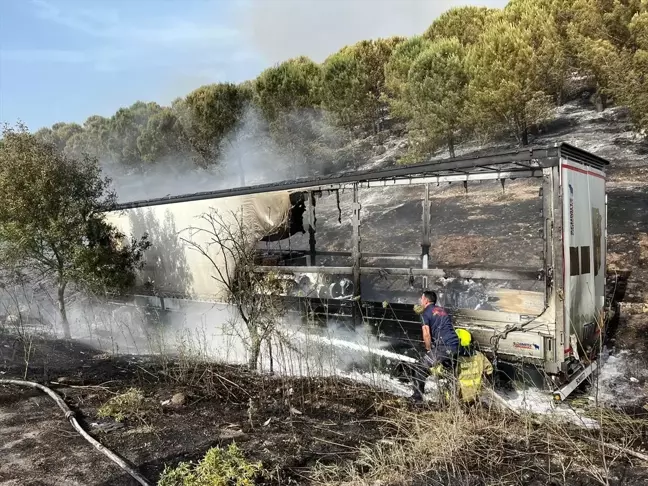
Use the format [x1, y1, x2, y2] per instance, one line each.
[424, 6, 496, 46]
[398, 38, 470, 159]
[321, 37, 404, 131]
[467, 7, 566, 145]
[0, 124, 150, 338]
[384, 36, 433, 114]
[254, 57, 322, 120]
[21, 0, 648, 171]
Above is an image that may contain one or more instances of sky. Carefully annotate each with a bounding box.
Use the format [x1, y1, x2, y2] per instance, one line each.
[0, 0, 507, 130]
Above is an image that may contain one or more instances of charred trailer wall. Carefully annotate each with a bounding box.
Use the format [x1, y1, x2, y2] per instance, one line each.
[105, 192, 294, 301]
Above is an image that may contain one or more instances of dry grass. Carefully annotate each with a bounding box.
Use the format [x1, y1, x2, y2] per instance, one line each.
[310, 395, 648, 486]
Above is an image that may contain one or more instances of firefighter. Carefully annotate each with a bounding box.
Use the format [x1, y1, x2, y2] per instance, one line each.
[410, 290, 460, 402]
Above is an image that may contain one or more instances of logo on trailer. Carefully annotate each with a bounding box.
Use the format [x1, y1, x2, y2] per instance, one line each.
[568, 183, 575, 236]
[513, 342, 540, 351]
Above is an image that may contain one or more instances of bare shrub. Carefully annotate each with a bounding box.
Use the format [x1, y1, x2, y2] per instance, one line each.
[181, 208, 286, 370]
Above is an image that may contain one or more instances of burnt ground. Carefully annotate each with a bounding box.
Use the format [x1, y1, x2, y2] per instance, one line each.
[0, 334, 399, 486]
[3, 333, 648, 486]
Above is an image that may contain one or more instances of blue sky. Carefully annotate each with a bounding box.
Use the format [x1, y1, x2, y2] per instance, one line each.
[0, 0, 506, 130]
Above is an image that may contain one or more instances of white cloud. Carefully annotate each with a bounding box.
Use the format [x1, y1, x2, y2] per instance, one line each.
[0, 48, 88, 64]
[8, 0, 246, 73]
[240, 0, 509, 64]
[30, 0, 237, 46]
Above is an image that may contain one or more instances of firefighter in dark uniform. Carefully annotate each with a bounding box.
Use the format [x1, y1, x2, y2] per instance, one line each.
[410, 290, 460, 402]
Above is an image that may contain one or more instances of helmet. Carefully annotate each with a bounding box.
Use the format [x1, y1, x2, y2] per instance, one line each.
[456, 328, 472, 347]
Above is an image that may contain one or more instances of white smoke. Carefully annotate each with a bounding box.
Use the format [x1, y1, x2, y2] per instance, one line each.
[102, 106, 314, 203]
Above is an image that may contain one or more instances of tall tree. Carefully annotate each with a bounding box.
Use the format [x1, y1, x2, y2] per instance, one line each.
[466, 10, 566, 145]
[321, 37, 404, 132]
[612, 4, 648, 132]
[35, 122, 83, 153]
[424, 6, 497, 46]
[0, 125, 150, 339]
[137, 108, 189, 163]
[254, 56, 321, 120]
[402, 38, 469, 159]
[105, 102, 163, 165]
[177, 83, 251, 166]
[566, 0, 643, 110]
[505, 0, 571, 103]
[65, 115, 111, 159]
[383, 35, 433, 117]
[253, 56, 355, 175]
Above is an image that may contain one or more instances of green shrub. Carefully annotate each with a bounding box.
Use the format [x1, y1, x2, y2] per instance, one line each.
[158, 443, 262, 486]
[97, 388, 154, 423]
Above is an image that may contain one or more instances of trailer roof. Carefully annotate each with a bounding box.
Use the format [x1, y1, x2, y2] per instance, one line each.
[114, 142, 609, 210]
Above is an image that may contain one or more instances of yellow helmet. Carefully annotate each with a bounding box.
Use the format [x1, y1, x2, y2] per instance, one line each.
[456, 328, 472, 347]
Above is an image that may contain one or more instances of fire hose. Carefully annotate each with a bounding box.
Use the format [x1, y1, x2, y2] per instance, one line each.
[0, 379, 152, 486]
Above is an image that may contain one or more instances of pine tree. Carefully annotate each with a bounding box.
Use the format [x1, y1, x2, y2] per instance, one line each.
[384, 36, 433, 118]
[466, 10, 566, 145]
[566, 0, 643, 111]
[424, 6, 496, 46]
[402, 38, 469, 159]
[321, 37, 404, 132]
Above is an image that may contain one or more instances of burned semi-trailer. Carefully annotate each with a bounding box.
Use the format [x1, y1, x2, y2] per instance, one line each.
[108, 143, 612, 401]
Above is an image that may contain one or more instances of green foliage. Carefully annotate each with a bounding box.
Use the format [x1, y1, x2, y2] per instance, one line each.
[0, 125, 150, 338]
[254, 56, 321, 120]
[178, 83, 251, 165]
[97, 388, 155, 423]
[158, 443, 262, 486]
[466, 7, 566, 145]
[504, 0, 570, 101]
[23, 1, 648, 167]
[424, 6, 496, 45]
[321, 37, 404, 131]
[613, 4, 648, 133]
[35, 122, 83, 153]
[137, 109, 188, 163]
[65, 116, 111, 159]
[105, 102, 163, 165]
[384, 36, 433, 111]
[252, 56, 357, 173]
[401, 38, 469, 158]
[564, 0, 644, 109]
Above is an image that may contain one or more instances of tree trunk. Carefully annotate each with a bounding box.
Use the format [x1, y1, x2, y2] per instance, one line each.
[248, 329, 262, 371]
[447, 134, 456, 159]
[595, 91, 607, 112]
[58, 281, 71, 339]
[556, 86, 564, 107]
[520, 121, 529, 147]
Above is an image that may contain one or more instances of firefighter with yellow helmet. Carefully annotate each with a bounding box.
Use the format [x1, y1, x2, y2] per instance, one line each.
[411, 290, 493, 403]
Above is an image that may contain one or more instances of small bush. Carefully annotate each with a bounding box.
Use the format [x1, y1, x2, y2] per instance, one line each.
[97, 388, 155, 423]
[158, 443, 262, 486]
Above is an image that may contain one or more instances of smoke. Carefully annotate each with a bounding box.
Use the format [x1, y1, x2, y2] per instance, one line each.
[240, 0, 508, 64]
[103, 105, 344, 203]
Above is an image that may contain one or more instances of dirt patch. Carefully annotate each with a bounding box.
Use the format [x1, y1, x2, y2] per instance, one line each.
[0, 333, 397, 485]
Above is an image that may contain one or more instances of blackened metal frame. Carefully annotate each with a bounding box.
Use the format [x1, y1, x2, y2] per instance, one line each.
[114, 143, 609, 378]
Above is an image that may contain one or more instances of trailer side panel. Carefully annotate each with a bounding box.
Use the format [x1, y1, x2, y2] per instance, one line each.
[561, 159, 606, 356]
